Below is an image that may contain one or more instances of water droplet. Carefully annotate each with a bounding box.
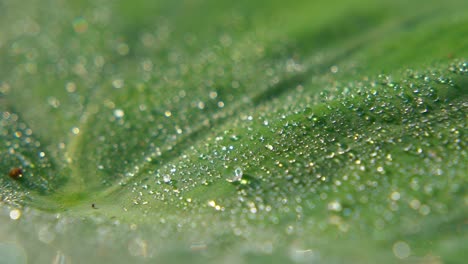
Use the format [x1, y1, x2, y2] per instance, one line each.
[265, 144, 274, 151]
[71, 127, 80, 135]
[330, 65, 339, 73]
[209, 91, 218, 99]
[114, 109, 125, 118]
[419, 205, 431, 216]
[47, 97, 60, 108]
[197, 101, 205, 109]
[327, 201, 342, 212]
[163, 175, 171, 183]
[393, 241, 411, 259]
[409, 199, 421, 210]
[112, 79, 124, 89]
[228, 167, 243, 182]
[116, 43, 130, 56]
[390, 191, 400, 201]
[9, 209, 21, 220]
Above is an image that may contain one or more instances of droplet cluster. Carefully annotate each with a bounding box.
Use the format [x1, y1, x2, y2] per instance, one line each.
[0, 0, 467, 262]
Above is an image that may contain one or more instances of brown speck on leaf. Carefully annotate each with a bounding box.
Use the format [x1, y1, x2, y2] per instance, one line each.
[92, 203, 98, 209]
[9, 168, 23, 179]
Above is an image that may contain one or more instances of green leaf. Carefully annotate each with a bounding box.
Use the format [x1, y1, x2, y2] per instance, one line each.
[1, 0, 467, 263]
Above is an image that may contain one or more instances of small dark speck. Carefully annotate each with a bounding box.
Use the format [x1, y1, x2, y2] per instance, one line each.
[9, 168, 23, 179]
[92, 203, 98, 209]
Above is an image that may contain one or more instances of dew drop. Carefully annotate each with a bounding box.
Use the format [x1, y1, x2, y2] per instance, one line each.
[419, 205, 431, 215]
[114, 109, 125, 118]
[112, 79, 124, 89]
[390, 191, 400, 201]
[330, 65, 339, 73]
[47, 97, 60, 108]
[327, 201, 342, 212]
[117, 43, 130, 56]
[71, 127, 80, 135]
[229, 167, 243, 182]
[9, 209, 21, 220]
[163, 175, 171, 183]
[392, 241, 411, 259]
[409, 199, 421, 210]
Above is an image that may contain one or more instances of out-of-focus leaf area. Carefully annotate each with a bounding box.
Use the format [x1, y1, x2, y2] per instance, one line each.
[0, 0, 467, 263]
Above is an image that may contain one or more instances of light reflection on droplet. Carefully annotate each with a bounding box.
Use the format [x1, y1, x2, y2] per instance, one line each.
[392, 241, 411, 259]
[228, 167, 243, 183]
[114, 109, 125, 118]
[116, 43, 130, 56]
[390, 191, 401, 201]
[112, 79, 124, 89]
[330, 65, 339, 73]
[71, 127, 80, 135]
[9, 209, 21, 220]
[327, 201, 342, 212]
[163, 175, 171, 183]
